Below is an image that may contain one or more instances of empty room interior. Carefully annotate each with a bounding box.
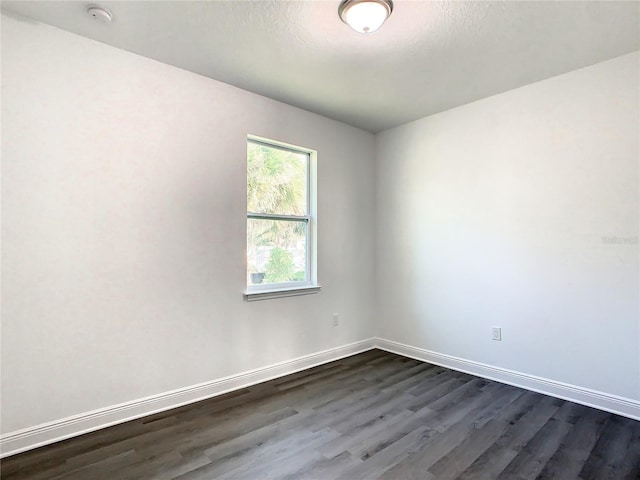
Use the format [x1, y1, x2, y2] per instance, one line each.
[1, 0, 639, 479]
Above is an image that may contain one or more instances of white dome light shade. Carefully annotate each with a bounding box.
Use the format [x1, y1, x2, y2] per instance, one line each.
[339, 0, 393, 34]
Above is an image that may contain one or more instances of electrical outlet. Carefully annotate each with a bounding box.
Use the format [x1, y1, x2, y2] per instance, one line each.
[332, 314, 339, 326]
[492, 327, 502, 341]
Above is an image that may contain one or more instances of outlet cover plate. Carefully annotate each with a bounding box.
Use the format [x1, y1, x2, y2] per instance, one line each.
[492, 327, 502, 341]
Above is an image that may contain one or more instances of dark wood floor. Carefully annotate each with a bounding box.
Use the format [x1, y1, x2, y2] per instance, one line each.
[2, 349, 639, 479]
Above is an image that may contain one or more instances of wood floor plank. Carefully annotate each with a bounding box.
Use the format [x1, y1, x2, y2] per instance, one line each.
[534, 407, 610, 480]
[455, 391, 559, 480]
[280, 450, 362, 480]
[405, 365, 449, 394]
[318, 407, 413, 459]
[497, 416, 574, 479]
[219, 428, 339, 480]
[378, 383, 523, 479]
[617, 424, 640, 480]
[2, 349, 638, 480]
[577, 414, 639, 480]
[426, 388, 525, 478]
[154, 455, 212, 480]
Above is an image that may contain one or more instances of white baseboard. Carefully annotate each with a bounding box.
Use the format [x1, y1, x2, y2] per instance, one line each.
[4, 336, 638, 458]
[375, 337, 640, 421]
[0, 338, 376, 458]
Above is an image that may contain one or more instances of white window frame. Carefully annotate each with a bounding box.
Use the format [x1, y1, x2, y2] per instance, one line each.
[244, 135, 319, 301]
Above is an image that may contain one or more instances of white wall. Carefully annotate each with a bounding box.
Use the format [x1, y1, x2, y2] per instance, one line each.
[376, 52, 640, 401]
[1, 14, 376, 434]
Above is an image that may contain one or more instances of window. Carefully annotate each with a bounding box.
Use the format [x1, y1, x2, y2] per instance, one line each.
[245, 136, 318, 300]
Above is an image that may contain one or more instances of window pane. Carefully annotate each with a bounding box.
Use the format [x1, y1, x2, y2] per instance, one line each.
[247, 142, 308, 216]
[247, 218, 307, 286]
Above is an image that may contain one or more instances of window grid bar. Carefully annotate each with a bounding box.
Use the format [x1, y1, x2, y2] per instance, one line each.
[247, 213, 309, 222]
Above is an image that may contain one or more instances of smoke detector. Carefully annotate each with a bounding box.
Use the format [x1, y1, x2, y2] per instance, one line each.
[86, 5, 113, 24]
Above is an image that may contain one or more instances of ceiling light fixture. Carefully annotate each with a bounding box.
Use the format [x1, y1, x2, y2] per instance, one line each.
[338, 0, 393, 34]
[86, 5, 113, 24]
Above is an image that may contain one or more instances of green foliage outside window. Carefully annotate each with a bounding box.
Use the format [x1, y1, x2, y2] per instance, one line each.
[247, 141, 309, 285]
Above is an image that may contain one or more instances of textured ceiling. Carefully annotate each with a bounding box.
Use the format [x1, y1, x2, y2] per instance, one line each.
[2, 1, 639, 133]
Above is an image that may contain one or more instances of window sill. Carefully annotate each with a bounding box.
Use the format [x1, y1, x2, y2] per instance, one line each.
[244, 285, 321, 302]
